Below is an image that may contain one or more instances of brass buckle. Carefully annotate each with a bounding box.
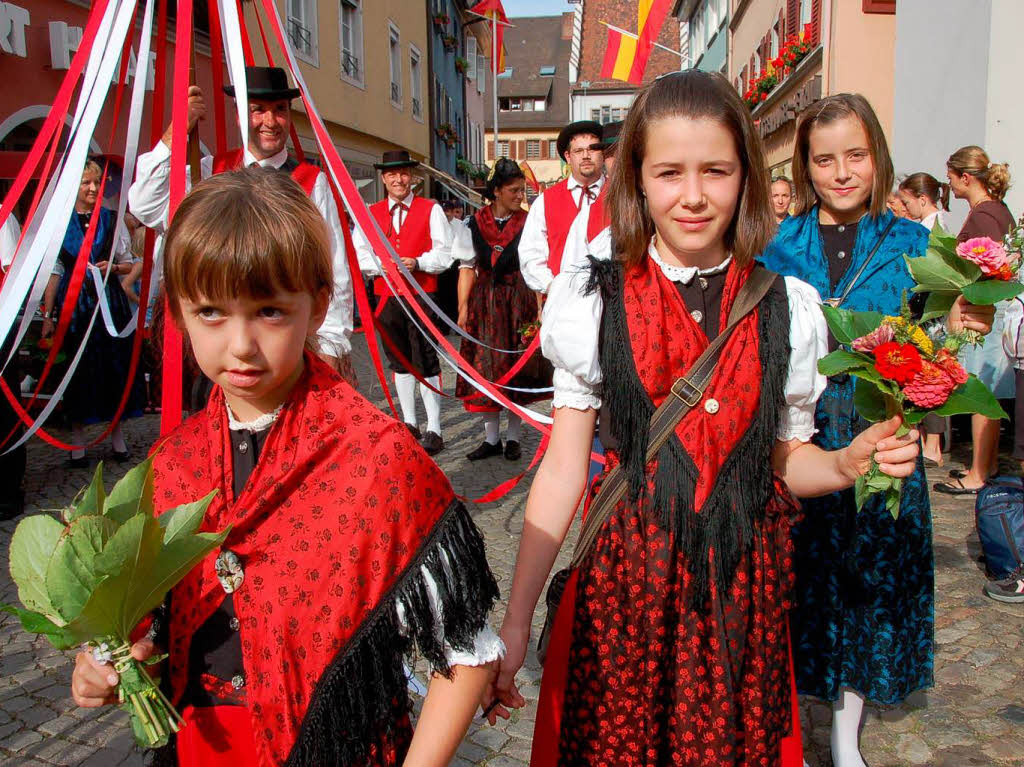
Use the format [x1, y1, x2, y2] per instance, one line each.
[670, 376, 702, 407]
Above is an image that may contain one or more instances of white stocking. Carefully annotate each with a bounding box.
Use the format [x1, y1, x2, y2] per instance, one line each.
[482, 412, 500, 444]
[505, 411, 522, 442]
[110, 421, 127, 453]
[71, 425, 86, 460]
[394, 373, 418, 426]
[831, 687, 867, 767]
[420, 376, 442, 436]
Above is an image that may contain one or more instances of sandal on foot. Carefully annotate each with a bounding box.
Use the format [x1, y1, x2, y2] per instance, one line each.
[933, 478, 979, 495]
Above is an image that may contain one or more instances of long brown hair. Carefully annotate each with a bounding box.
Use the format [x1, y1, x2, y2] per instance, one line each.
[946, 145, 1011, 201]
[791, 93, 894, 218]
[899, 172, 950, 211]
[163, 167, 332, 322]
[607, 70, 775, 269]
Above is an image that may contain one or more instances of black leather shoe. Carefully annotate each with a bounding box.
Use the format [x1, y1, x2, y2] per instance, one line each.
[467, 439, 503, 461]
[421, 431, 444, 455]
[68, 454, 89, 469]
[504, 440, 522, 461]
[111, 449, 131, 463]
[405, 423, 422, 440]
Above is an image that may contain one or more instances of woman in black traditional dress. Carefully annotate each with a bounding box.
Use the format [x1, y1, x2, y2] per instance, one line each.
[456, 159, 551, 461]
[41, 160, 144, 466]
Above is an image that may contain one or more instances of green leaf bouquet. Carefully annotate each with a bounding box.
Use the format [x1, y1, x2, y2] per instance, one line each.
[818, 299, 1007, 518]
[905, 221, 1024, 333]
[3, 458, 227, 747]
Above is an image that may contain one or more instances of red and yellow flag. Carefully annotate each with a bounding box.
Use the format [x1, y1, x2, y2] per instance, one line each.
[468, 0, 508, 74]
[519, 161, 540, 194]
[601, 0, 673, 85]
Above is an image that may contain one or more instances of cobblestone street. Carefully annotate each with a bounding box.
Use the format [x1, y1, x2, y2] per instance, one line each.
[2, 341, 1023, 766]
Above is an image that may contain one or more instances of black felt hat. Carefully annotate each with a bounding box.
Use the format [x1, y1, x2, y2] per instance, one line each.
[374, 150, 420, 171]
[594, 120, 622, 150]
[223, 66, 301, 100]
[557, 120, 603, 160]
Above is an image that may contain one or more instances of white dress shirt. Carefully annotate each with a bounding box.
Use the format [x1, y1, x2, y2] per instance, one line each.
[352, 192, 454, 278]
[541, 229, 829, 443]
[451, 216, 476, 269]
[1, 213, 21, 269]
[518, 173, 606, 294]
[919, 210, 946, 233]
[128, 141, 354, 357]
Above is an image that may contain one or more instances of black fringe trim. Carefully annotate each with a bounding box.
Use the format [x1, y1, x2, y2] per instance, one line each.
[590, 258, 791, 610]
[285, 498, 498, 767]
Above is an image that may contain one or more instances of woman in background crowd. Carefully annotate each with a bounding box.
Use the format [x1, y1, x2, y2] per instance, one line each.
[934, 146, 1015, 495]
[41, 159, 144, 467]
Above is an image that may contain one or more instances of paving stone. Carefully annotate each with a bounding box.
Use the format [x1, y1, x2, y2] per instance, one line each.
[15, 707, 58, 728]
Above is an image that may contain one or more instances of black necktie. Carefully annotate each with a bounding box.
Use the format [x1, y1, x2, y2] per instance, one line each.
[389, 202, 408, 237]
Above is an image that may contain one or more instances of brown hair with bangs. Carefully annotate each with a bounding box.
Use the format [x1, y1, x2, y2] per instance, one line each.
[607, 70, 775, 269]
[791, 93, 893, 218]
[163, 166, 332, 322]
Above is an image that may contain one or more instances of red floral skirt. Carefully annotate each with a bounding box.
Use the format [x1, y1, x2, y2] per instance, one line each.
[455, 270, 552, 412]
[532, 478, 805, 766]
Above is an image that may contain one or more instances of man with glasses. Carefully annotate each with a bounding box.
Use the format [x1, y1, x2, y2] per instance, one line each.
[517, 121, 604, 294]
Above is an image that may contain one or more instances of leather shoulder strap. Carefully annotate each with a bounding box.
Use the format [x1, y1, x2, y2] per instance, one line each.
[568, 265, 778, 568]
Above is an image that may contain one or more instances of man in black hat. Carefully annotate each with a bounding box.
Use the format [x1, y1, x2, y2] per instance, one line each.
[352, 150, 454, 455]
[517, 120, 605, 294]
[128, 66, 354, 379]
[591, 120, 622, 174]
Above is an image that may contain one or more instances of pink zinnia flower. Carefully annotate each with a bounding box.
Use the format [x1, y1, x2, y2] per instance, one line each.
[903, 360, 958, 408]
[852, 323, 894, 353]
[956, 237, 1014, 279]
[934, 348, 969, 385]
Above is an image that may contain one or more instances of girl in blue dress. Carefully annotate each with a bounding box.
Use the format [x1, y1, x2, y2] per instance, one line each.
[761, 94, 994, 767]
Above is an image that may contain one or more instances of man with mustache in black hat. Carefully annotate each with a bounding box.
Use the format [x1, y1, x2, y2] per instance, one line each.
[352, 150, 454, 456]
[128, 66, 354, 380]
[517, 120, 605, 294]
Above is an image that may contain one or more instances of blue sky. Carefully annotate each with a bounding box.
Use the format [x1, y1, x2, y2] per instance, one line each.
[503, 0, 575, 17]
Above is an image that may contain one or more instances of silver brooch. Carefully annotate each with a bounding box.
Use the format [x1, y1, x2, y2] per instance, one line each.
[215, 550, 244, 594]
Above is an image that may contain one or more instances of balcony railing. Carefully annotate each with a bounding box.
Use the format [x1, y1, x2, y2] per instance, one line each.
[390, 82, 401, 103]
[286, 17, 312, 56]
[412, 97, 422, 119]
[342, 51, 361, 78]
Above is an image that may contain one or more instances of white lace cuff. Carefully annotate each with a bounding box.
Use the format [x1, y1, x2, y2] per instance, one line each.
[551, 367, 601, 411]
[776, 405, 817, 443]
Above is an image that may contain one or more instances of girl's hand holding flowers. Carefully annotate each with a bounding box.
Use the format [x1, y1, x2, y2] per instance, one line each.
[72, 638, 157, 708]
[840, 416, 921, 484]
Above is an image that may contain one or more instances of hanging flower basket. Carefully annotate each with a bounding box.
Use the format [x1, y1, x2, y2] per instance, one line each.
[432, 14, 450, 29]
[455, 57, 470, 75]
[442, 35, 458, 52]
[435, 124, 459, 149]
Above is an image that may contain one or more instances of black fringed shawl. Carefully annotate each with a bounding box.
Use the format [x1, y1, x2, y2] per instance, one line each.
[587, 257, 791, 609]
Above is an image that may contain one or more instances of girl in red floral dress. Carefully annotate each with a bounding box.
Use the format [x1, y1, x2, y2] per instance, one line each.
[483, 71, 921, 766]
[70, 168, 503, 767]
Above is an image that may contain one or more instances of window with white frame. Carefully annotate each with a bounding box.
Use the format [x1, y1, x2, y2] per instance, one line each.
[410, 44, 423, 121]
[753, 50, 761, 77]
[771, 27, 779, 60]
[801, 0, 812, 26]
[548, 139, 557, 157]
[707, 0, 720, 32]
[287, 0, 318, 65]
[476, 55, 486, 94]
[497, 140, 510, 158]
[526, 140, 540, 159]
[466, 34, 478, 81]
[690, 5, 706, 62]
[389, 24, 402, 107]
[339, 0, 363, 85]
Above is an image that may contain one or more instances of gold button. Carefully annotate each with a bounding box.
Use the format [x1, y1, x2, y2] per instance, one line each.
[704, 398, 720, 414]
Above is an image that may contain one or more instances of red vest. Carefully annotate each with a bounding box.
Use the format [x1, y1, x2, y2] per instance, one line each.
[370, 196, 439, 297]
[586, 184, 610, 243]
[542, 179, 580, 274]
[211, 149, 320, 195]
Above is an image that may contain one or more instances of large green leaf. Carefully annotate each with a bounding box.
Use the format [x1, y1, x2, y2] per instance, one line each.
[8, 514, 64, 621]
[934, 375, 1009, 420]
[70, 513, 165, 639]
[905, 253, 976, 292]
[852, 378, 889, 423]
[157, 491, 218, 545]
[820, 306, 885, 346]
[818, 350, 873, 377]
[45, 515, 118, 624]
[67, 464, 105, 523]
[928, 222, 959, 254]
[961, 279, 1024, 305]
[0, 605, 78, 650]
[104, 458, 155, 526]
[120, 526, 229, 636]
[918, 292, 958, 322]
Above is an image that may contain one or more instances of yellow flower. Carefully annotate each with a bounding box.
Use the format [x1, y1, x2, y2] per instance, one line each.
[884, 316, 934, 356]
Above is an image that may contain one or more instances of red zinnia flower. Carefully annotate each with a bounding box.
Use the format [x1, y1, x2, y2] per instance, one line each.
[934, 348, 968, 385]
[904, 360, 958, 408]
[873, 341, 922, 384]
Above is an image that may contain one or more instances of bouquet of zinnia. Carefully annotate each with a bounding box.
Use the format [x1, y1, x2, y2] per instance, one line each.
[3, 459, 227, 747]
[518, 320, 540, 344]
[905, 222, 1024, 342]
[818, 298, 1007, 517]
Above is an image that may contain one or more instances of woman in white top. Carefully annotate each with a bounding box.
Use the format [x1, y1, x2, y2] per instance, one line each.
[481, 71, 921, 767]
[898, 172, 950, 233]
